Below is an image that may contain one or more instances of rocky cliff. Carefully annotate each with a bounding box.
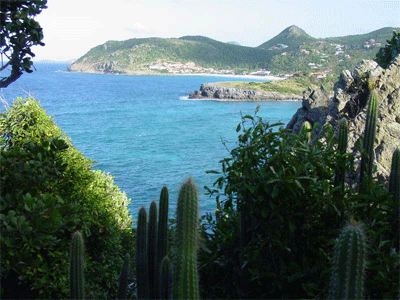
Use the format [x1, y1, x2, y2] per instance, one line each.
[287, 54, 400, 181]
[189, 83, 302, 101]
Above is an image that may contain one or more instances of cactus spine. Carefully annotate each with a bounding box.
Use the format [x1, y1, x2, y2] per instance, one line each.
[329, 222, 367, 300]
[136, 206, 149, 299]
[174, 178, 200, 300]
[117, 253, 130, 300]
[360, 90, 379, 190]
[335, 118, 348, 193]
[70, 231, 85, 300]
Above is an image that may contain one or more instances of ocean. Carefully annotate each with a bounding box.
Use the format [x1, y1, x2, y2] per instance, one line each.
[0, 62, 301, 220]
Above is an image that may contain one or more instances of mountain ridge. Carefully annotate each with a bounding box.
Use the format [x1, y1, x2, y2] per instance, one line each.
[68, 25, 399, 76]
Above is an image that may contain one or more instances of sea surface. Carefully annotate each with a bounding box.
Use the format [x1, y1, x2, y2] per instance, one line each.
[1, 62, 301, 220]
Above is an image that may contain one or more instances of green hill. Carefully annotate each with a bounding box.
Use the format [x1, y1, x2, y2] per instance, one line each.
[68, 26, 399, 76]
[69, 36, 273, 74]
[258, 25, 315, 51]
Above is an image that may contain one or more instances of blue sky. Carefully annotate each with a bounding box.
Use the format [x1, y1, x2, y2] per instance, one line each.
[33, 0, 400, 61]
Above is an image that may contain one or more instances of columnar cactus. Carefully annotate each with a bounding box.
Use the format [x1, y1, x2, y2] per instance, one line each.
[70, 231, 85, 300]
[360, 90, 379, 190]
[160, 256, 173, 300]
[157, 186, 169, 298]
[300, 121, 312, 143]
[136, 206, 149, 299]
[389, 148, 400, 202]
[334, 118, 348, 192]
[329, 222, 367, 300]
[174, 178, 200, 299]
[117, 253, 130, 300]
[148, 201, 158, 299]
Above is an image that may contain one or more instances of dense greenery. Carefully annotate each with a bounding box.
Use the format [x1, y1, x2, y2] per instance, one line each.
[0, 0, 47, 88]
[0, 98, 134, 299]
[376, 30, 400, 68]
[199, 112, 399, 299]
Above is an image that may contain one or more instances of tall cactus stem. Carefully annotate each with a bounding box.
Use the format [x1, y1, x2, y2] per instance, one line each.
[329, 222, 367, 300]
[389, 148, 400, 202]
[117, 253, 130, 300]
[148, 200, 158, 299]
[70, 231, 85, 300]
[157, 186, 169, 298]
[300, 121, 312, 143]
[335, 118, 348, 192]
[389, 148, 400, 251]
[360, 90, 379, 190]
[160, 256, 173, 300]
[136, 206, 149, 300]
[174, 178, 200, 300]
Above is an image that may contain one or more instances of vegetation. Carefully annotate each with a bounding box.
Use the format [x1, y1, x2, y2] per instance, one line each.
[212, 72, 335, 96]
[0, 98, 134, 299]
[376, 30, 400, 68]
[0, 0, 47, 88]
[199, 106, 399, 299]
[70, 25, 398, 77]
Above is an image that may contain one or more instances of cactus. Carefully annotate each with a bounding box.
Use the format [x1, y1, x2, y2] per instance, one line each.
[329, 222, 367, 300]
[148, 200, 158, 299]
[174, 178, 200, 300]
[389, 148, 400, 202]
[70, 231, 85, 300]
[157, 186, 169, 298]
[160, 256, 173, 300]
[360, 90, 379, 190]
[300, 121, 312, 143]
[334, 118, 348, 193]
[136, 206, 149, 299]
[117, 253, 130, 300]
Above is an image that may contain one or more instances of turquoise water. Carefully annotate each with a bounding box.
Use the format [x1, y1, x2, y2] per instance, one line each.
[1, 63, 301, 219]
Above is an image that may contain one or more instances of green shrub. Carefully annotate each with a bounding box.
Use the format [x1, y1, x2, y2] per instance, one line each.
[0, 98, 134, 299]
[375, 30, 400, 68]
[200, 111, 399, 299]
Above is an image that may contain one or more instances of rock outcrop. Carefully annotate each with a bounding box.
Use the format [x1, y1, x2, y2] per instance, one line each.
[189, 83, 302, 101]
[287, 55, 400, 181]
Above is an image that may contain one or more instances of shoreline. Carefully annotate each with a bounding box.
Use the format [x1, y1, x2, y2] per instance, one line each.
[66, 68, 284, 81]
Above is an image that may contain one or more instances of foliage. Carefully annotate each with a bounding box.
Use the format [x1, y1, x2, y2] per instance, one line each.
[375, 30, 400, 68]
[0, 0, 47, 88]
[199, 111, 399, 299]
[0, 98, 134, 299]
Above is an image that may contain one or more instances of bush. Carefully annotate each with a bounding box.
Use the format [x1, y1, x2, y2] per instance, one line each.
[199, 112, 399, 299]
[0, 98, 134, 299]
[376, 30, 400, 68]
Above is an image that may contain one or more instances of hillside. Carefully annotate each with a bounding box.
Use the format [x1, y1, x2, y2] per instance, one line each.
[69, 36, 272, 75]
[68, 26, 399, 76]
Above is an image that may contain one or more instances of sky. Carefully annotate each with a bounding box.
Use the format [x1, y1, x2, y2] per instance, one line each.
[32, 0, 400, 61]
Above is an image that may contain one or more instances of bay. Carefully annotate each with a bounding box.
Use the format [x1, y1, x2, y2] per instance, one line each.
[1, 63, 301, 219]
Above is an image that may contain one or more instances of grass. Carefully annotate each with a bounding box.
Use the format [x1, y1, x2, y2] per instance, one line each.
[212, 75, 327, 96]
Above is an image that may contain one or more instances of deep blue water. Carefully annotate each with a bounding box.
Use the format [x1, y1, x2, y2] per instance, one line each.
[1, 63, 301, 220]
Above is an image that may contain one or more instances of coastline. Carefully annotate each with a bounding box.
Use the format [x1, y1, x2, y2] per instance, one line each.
[66, 67, 283, 81]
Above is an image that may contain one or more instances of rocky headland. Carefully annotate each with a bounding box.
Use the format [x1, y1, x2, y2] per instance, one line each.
[189, 83, 302, 101]
[287, 54, 400, 182]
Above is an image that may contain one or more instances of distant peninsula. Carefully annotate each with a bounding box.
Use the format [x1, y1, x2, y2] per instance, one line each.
[188, 74, 327, 101]
[68, 25, 399, 77]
